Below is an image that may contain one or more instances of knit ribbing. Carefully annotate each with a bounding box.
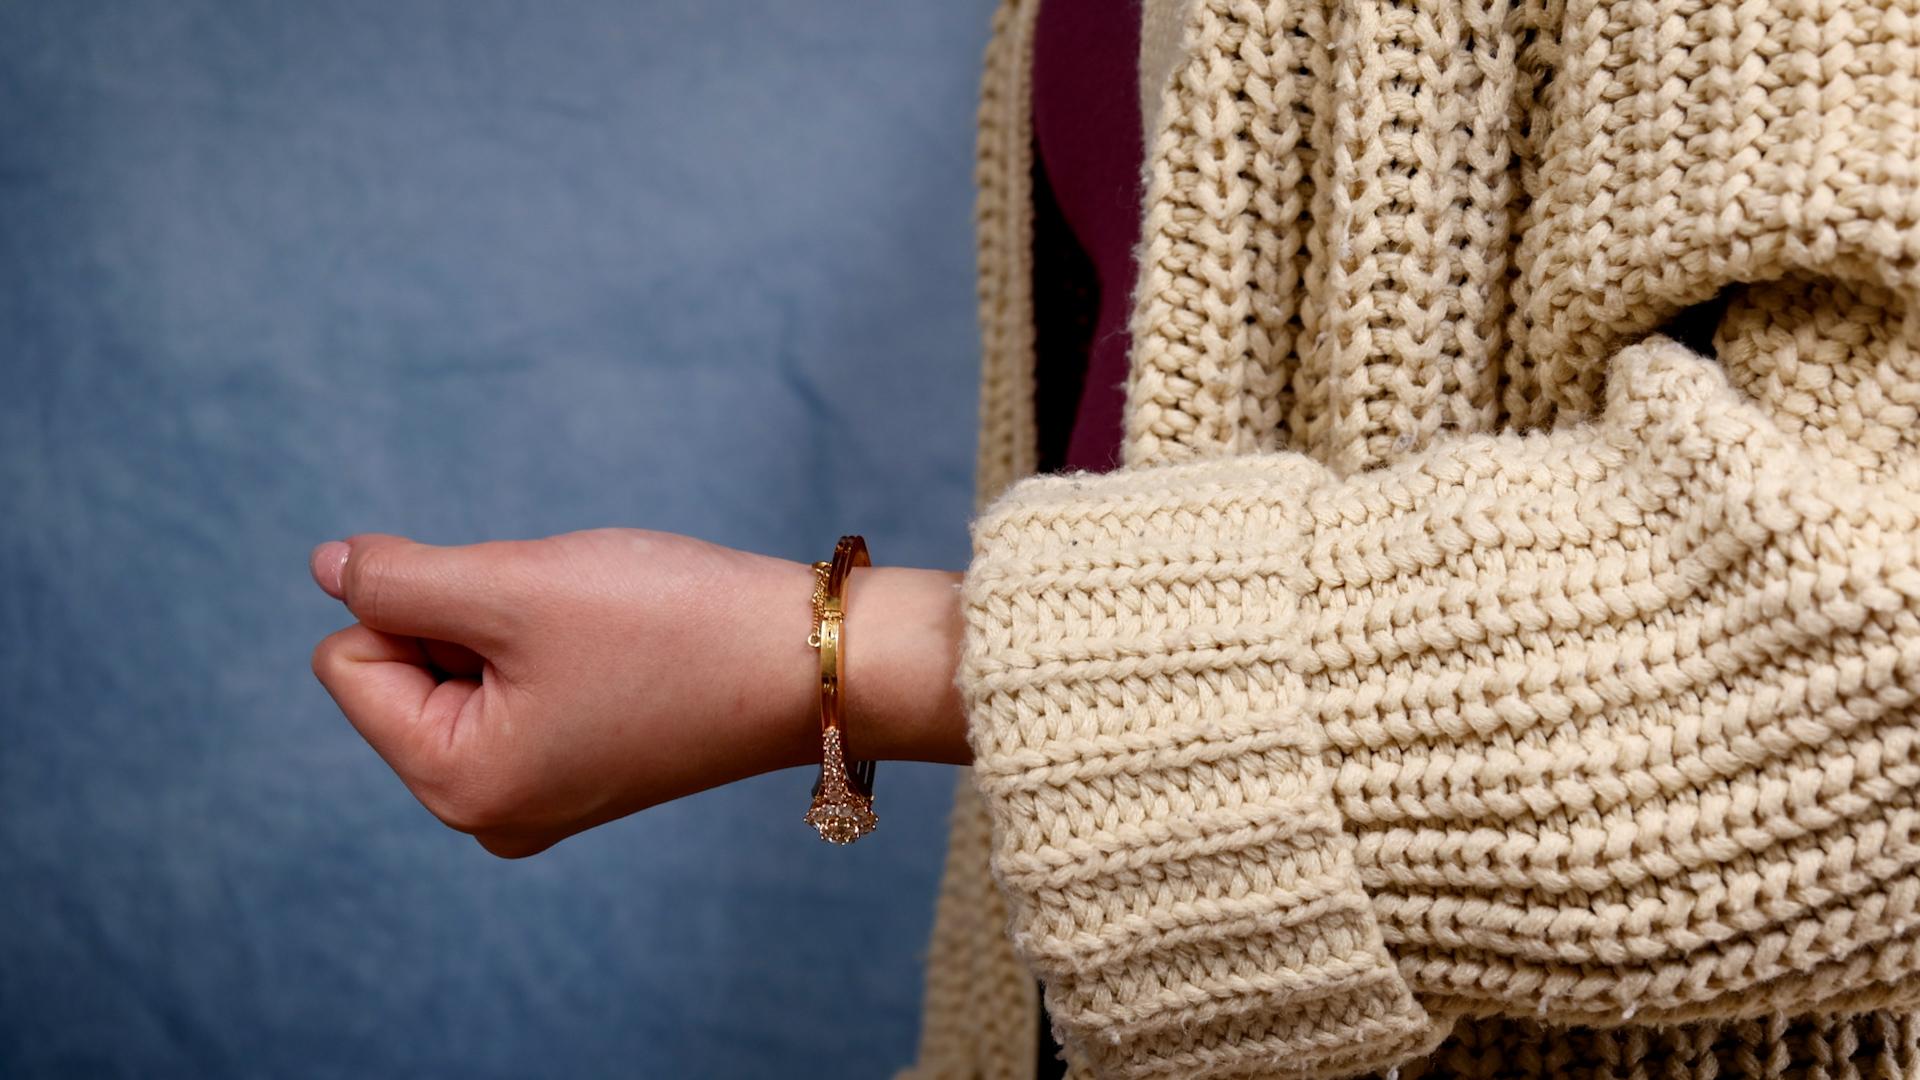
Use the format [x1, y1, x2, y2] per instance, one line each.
[961, 339, 1920, 1076]
[1405, 1010, 1920, 1078]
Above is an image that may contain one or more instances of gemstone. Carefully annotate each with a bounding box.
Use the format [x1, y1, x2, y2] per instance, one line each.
[803, 727, 878, 844]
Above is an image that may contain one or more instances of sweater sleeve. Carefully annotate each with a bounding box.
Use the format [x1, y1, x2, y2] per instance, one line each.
[956, 337, 1920, 1079]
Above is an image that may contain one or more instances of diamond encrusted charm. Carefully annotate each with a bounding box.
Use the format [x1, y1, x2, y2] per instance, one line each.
[804, 727, 878, 845]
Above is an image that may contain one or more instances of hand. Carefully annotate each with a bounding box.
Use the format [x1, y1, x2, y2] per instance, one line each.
[308, 528, 970, 858]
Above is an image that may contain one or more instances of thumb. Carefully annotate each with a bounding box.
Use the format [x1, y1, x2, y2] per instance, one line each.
[312, 532, 522, 649]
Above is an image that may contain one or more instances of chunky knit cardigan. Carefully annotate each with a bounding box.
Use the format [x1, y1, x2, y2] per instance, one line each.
[898, 0, 1920, 1077]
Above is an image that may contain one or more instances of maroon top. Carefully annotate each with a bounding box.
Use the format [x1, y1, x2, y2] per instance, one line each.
[1031, 0, 1143, 474]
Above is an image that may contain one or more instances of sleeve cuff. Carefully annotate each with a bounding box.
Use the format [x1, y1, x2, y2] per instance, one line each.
[956, 456, 1450, 1078]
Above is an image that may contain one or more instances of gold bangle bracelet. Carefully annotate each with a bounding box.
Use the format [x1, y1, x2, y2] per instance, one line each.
[802, 535, 878, 844]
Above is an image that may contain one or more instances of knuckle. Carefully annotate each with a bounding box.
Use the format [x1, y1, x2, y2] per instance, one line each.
[423, 785, 495, 836]
[309, 632, 346, 684]
[420, 759, 525, 837]
[425, 799, 490, 837]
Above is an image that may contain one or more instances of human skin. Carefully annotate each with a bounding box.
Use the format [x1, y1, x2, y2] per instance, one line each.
[307, 529, 971, 857]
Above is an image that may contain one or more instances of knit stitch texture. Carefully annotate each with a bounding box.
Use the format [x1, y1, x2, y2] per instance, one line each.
[898, 0, 1920, 1076]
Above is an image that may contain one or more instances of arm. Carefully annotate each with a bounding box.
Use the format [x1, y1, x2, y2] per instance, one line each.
[303, 335, 1918, 1074]
[956, 337, 1920, 1077]
[307, 530, 972, 860]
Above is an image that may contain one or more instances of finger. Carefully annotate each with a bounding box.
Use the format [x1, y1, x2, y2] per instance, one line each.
[311, 621, 482, 773]
[335, 533, 522, 648]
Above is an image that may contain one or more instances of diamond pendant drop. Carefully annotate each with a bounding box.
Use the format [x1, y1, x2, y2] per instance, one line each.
[804, 727, 877, 844]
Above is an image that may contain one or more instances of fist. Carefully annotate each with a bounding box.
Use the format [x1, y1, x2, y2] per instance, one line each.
[308, 529, 820, 858]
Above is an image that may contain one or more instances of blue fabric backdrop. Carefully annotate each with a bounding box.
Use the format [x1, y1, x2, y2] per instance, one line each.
[0, 3, 992, 1075]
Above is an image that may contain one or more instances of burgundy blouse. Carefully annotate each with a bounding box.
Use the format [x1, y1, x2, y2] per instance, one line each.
[1031, 0, 1143, 476]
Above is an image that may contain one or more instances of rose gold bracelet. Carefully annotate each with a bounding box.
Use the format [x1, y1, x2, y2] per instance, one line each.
[802, 535, 878, 844]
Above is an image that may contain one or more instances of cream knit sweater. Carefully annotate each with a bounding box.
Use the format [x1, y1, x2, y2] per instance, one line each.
[898, 0, 1920, 1077]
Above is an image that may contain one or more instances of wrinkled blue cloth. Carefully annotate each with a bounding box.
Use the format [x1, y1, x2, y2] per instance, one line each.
[0, 3, 989, 1075]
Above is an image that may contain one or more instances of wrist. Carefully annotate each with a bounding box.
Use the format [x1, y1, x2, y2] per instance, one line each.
[755, 556, 836, 775]
[841, 565, 971, 765]
[754, 557, 973, 775]
[748, 553, 967, 772]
